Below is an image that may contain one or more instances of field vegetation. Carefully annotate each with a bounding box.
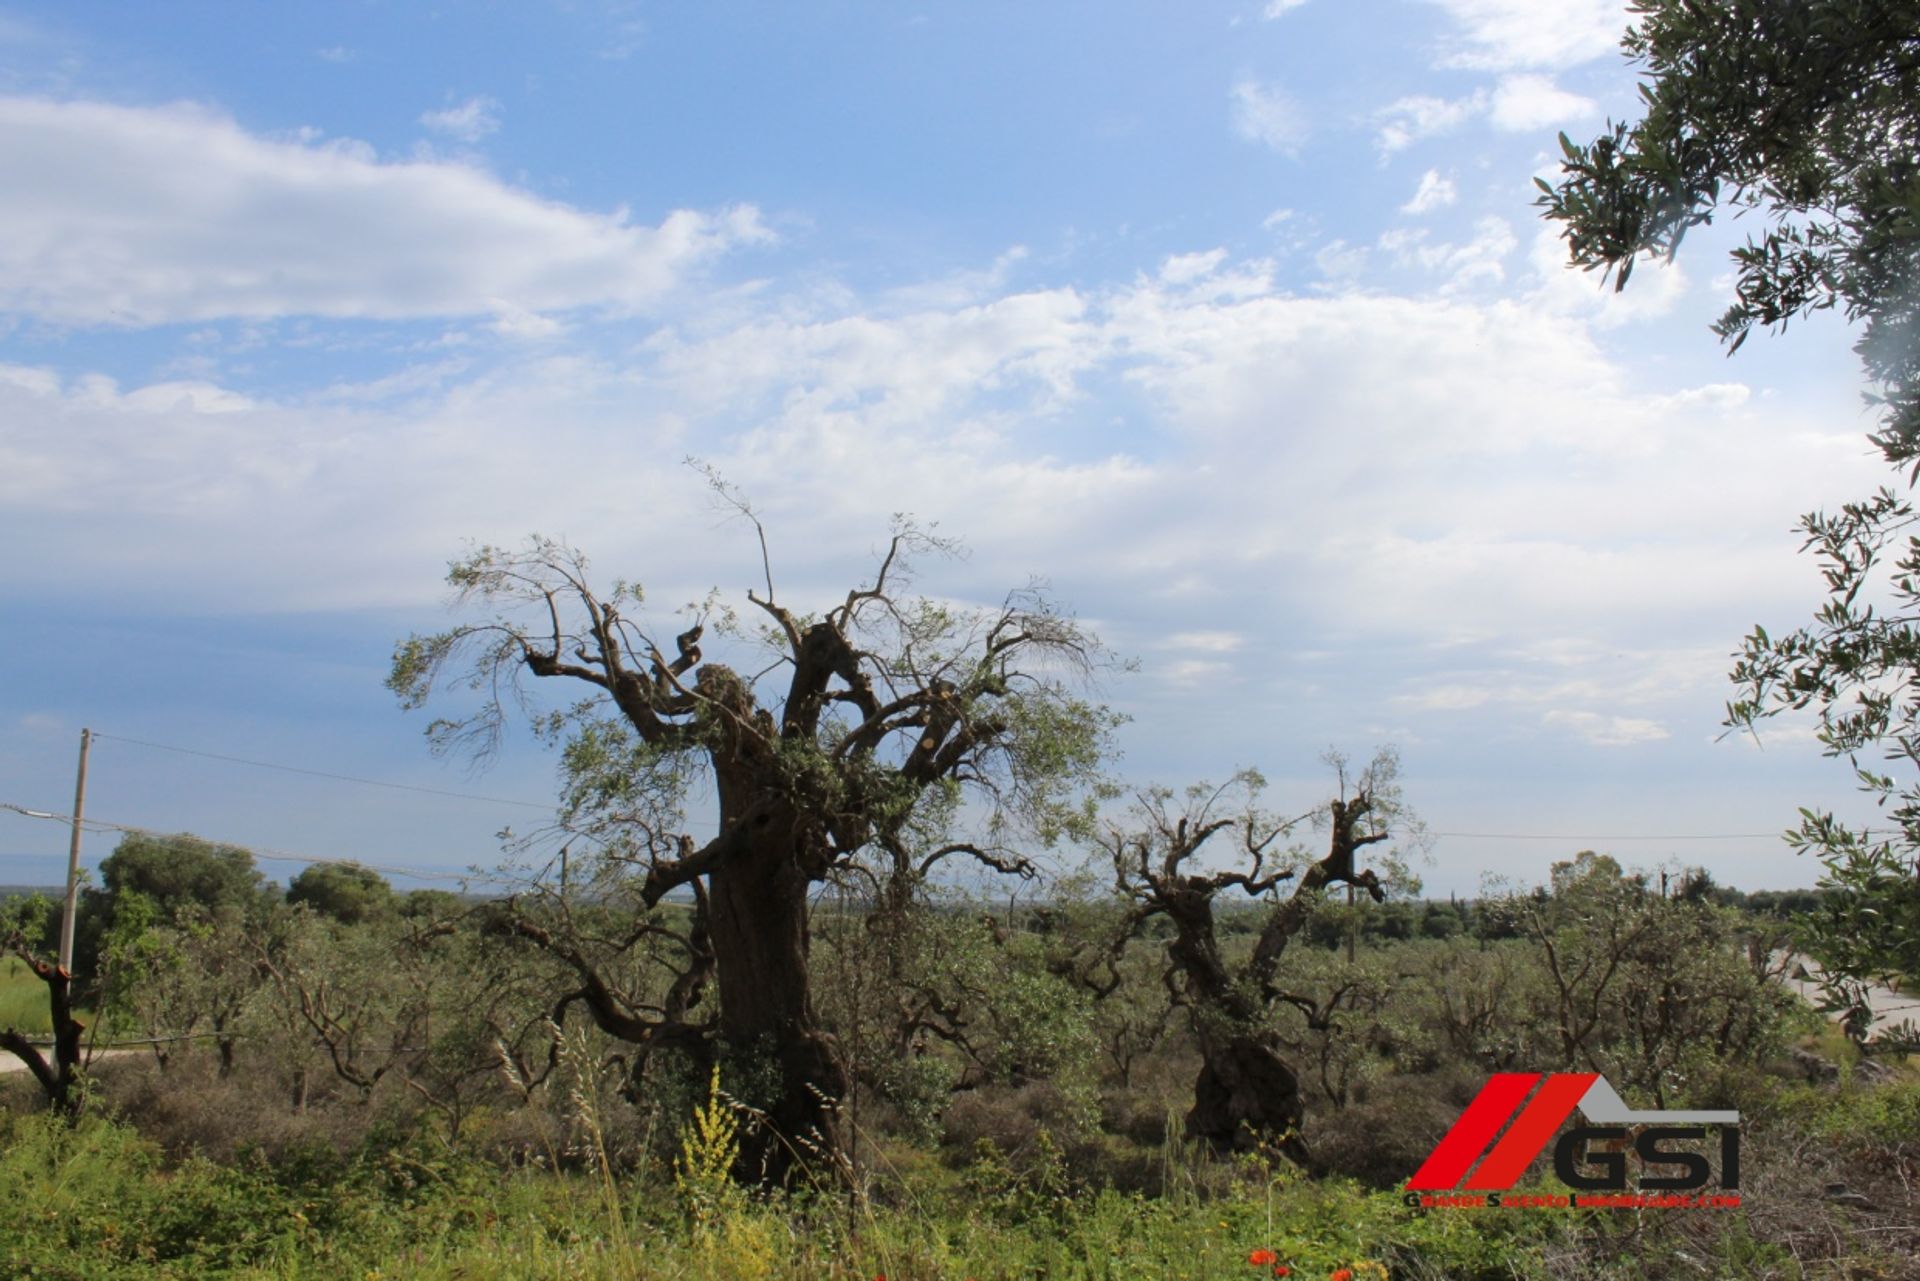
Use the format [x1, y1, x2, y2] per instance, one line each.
[1, 839, 1915, 1279]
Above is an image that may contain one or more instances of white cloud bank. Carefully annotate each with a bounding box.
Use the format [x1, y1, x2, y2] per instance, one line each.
[0, 96, 770, 326]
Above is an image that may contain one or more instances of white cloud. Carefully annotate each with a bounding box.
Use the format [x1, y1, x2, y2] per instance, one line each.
[1654, 383, 1750, 414]
[1160, 658, 1236, 687]
[1374, 92, 1485, 154]
[1544, 710, 1671, 747]
[1525, 222, 1689, 327]
[1313, 240, 1368, 280]
[1396, 684, 1494, 711]
[1262, 0, 1311, 15]
[0, 96, 772, 326]
[420, 94, 501, 143]
[1401, 169, 1457, 214]
[1375, 74, 1593, 155]
[0, 241, 1886, 805]
[1419, 0, 1630, 71]
[1160, 249, 1229, 285]
[488, 301, 565, 340]
[1488, 73, 1597, 130]
[1161, 631, 1245, 653]
[1231, 79, 1308, 156]
[884, 245, 1031, 310]
[1378, 217, 1518, 291]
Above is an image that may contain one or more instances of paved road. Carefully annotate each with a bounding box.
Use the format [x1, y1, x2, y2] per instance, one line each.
[0, 1046, 140, 1075]
[1780, 954, 1920, 1041]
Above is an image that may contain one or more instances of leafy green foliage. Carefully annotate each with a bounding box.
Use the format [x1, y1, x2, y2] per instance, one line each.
[285, 862, 396, 925]
[75, 833, 269, 978]
[1538, 0, 1920, 460]
[1485, 854, 1811, 1100]
[1728, 490, 1920, 1025]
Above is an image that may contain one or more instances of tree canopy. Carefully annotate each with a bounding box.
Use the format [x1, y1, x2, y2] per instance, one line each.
[286, 862, 396, 925]
[75, 832, 269, 976]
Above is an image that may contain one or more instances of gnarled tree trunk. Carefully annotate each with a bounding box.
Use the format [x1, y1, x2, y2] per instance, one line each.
[706, 809, 848, 1184]
[1162, 891, 1309, 1157]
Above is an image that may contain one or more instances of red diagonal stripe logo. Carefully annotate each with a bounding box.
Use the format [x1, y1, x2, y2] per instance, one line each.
[1404, 1073, 1540, 1190]
[1461, 1072, 1598, 1191]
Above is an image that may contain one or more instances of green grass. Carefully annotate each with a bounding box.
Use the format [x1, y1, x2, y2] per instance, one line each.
[0, 1113, 1561, 1281]
[5, 1077, 1920, 1280]
[0, 957, 53, 1036]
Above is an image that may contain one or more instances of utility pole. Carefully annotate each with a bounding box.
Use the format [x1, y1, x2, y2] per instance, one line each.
[58, 728, 91, 974]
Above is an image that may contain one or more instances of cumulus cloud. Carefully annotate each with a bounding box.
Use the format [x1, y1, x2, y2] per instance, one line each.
[1488, 73, 1597, 130]
[419, 94, 501, 142]
[1374, 92, 1485, 154]
[1160, 249, 1229, 285]
[1231, 79, 1308, 155]
[1419, 0, 1630, 71]
[1377, 217, 1518, 290]
[1401, 169, 1457, 214]
[1375, 74, 1593, 154]
[1262, 0, 1311, 15]
[0, 96, 772, 326]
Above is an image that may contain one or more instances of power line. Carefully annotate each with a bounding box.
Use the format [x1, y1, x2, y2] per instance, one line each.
[88, 732, 552, 812]
[1430, 830, 1785, 842]
[55, 733, 1829, 844]
[3, 802, 1827, 852]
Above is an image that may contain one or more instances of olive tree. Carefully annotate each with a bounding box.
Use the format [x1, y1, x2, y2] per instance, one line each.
[1101, 750, 1418, 1160]
[388, 509, 1115, 1182]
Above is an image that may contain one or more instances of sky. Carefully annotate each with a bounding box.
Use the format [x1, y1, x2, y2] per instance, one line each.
[0, 0, 1893, 897]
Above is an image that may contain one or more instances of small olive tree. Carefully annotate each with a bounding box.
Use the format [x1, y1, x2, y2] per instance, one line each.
[1101, 749, 1419, 1159]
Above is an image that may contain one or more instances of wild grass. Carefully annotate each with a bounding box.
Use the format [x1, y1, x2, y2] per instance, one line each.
[0, 1108, 1553, 1281]
[7, 1073, 1918, 1281]
[0, 956, 52, 1035]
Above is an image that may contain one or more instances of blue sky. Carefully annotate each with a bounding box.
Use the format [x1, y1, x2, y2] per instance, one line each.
[0, 1, 1890, 895]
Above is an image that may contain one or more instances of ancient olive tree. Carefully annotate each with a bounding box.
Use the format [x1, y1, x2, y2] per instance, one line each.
[1539, 0, 1920, 1022]
[388, 520, 1114, 1181]
[1102, 750, 1417, 1160]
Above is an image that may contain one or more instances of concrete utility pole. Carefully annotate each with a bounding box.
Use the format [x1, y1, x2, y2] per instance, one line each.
[58, 728, 91, 974]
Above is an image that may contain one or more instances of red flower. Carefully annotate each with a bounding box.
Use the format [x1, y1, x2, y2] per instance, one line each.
[1249, 1249, 1278, 1267]
[1274, 1269, 1291, 1278]
[1330, 1270, 1353, 1281]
